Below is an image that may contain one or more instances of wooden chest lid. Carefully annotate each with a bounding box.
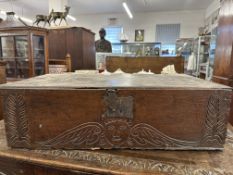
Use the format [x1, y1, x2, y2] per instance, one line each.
[0, 73, 231, 90]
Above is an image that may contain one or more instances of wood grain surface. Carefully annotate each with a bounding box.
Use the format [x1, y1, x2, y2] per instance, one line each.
[105, 56, 184, 74]
[0, 74, 230, 89]
[1, 89, 231, 150]
[212, 0, 233, 125]
[0, 61, 6, 120]
[48, 27, 96, 71]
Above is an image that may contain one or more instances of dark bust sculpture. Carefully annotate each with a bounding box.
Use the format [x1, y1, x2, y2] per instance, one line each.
[95, 28, 112, 53]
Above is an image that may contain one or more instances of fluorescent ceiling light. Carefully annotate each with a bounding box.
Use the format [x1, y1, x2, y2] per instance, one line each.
[67, 15, 76, 21]
[0, 10, 6, 15]
[19, 16, 33, 23]
[0, 10, 33, 23]
[123, 2, 133, 19]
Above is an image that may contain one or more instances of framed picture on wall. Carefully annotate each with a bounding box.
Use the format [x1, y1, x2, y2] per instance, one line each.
[135, 29, 144, 42]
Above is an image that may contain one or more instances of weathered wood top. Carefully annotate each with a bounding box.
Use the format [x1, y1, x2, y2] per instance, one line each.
[0, 73, 231, 90]
[0, 120, 233, 175]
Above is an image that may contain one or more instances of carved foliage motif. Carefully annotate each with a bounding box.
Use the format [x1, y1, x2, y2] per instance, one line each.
[40, 121, 198, 149]
[40, 122, 104, 149]
[33, 150, 233, 175]
[200, 91, 231, 147]
[4, 93, 30, 148]
[226, 129, 233, 149]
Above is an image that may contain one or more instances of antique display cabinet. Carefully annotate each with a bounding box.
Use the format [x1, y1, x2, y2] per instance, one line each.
[175, 38, 194, 72]
[0, 12, 49, 81]
[111, 42, 161, 56]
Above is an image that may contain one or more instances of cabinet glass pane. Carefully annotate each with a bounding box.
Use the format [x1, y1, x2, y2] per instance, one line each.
[112, 43, 161, 56]
[15, 36, 28, 58]
[1, 36, 14, 58]
[1, 36, 29, 78]
[33, 35, 45, 76]
[15, 36, 29, 78]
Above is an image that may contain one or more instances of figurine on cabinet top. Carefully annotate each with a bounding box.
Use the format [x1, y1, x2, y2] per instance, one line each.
[95, 28, 112, 53]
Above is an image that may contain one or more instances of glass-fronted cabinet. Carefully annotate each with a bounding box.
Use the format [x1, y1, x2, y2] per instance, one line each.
[1, 35, 29, 78]
[0, 27, 48, 80]
[192, 35, 216, 80]
[176, 38, 194, 72]
[0, 12, 48, 80]
[33, 35, 46, 76]
[111, 42, 161, 56]
[206, 35, 217, 80]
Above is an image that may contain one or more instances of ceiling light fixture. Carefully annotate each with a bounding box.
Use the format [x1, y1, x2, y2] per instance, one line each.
[18, 16, 33, 23]
[0, 10, 6, 15]
[123, 2, 133, 19]
[67, 15, 76, 21]
[0, 9, 33, 23]
[143, 0, 147, 6]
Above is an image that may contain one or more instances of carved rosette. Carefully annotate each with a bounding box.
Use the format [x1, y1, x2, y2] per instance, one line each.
[4, 93, 30, 148]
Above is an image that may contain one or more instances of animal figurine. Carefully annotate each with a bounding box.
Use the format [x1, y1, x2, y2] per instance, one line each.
[50, 6, 71, 26]
[33, 9, 54, 27]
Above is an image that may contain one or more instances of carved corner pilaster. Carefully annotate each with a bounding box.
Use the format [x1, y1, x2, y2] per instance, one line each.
[3, 92, 30, 148]
[200, 91, 231, 147]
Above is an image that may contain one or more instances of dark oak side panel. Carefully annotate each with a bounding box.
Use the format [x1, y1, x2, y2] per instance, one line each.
[48, 29, 67, 60]
[213, 0, 233, 86]
[48, 27, 96, 71]
[212, 0, 233, 125]
[0, 61, 6, 120]
[82, 30, 96, 69]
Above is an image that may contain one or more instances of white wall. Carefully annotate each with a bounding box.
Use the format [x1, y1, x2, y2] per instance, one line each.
[205, 0, 220, 19]
[74, 10, 205, 42]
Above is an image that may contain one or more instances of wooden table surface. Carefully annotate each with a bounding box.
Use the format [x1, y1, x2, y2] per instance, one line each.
[0, 120, 233, 175]
[0, 73, 230, 90]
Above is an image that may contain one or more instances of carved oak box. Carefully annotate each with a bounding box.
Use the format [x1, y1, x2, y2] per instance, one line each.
[0, 73, 232, 150]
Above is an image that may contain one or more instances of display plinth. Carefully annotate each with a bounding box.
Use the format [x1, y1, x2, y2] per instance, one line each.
[0, 73, 231, 150]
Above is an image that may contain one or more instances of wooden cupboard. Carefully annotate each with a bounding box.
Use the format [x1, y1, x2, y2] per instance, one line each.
[48, 27, 96, 71]
[0, 28, 49, 80]
[0, 12, 49, 80]
[0, 61, 6, 120]
[212, 0, 233, 125]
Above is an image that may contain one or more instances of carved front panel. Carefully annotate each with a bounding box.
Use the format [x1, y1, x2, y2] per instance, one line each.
[2, 89, 231, 150]
[38, 90, 231, 150]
